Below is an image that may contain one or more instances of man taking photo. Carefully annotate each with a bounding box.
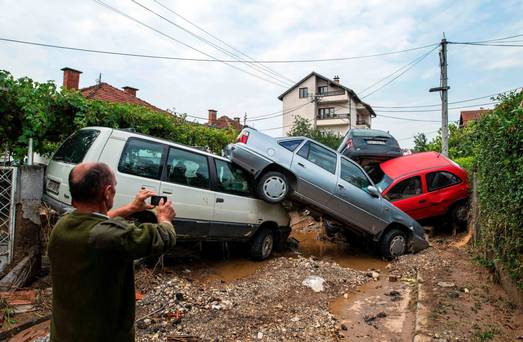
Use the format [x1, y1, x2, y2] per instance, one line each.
[48, 162, 176, 342]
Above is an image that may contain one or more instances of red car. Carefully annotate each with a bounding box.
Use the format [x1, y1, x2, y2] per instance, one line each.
[373, 152, 469, 224]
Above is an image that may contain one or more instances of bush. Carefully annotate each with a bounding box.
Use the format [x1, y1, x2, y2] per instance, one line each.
[474, 91, 523, 287]
[0, 70, 237, 161]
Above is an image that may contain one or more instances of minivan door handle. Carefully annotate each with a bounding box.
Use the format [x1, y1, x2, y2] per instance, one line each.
[162, 191, 173, 195]
[297, 162, 305, 168]
[337, 184, 345, 189]
[216, 198, 224, 203]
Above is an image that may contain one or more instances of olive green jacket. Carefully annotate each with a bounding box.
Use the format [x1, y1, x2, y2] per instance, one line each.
[48, 211, 176, 342]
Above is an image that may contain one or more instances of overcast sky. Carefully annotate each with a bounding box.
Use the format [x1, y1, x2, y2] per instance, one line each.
[1, 0, 522, 148]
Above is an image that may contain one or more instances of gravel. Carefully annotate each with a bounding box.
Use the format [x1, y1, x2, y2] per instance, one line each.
[136, 256, 369, 341]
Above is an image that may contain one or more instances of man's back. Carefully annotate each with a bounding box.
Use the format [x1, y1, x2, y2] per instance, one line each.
[49, 211, 175, 342]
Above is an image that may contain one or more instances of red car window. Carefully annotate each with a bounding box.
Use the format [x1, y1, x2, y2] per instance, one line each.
[385, 176, 422, 202]
[426, 171, 461, 192]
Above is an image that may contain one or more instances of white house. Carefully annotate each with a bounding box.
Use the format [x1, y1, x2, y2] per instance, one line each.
[278, 72, 375, 136]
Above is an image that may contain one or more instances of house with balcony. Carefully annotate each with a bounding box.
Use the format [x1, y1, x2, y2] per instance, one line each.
[278, 72, 376, 136]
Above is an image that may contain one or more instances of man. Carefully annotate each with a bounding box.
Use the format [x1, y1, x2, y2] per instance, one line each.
[48, 162, 176, 342]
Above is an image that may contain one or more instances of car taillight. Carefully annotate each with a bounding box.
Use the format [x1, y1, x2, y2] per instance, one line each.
[346, 138, 353, 150]
[237, 131, 250, 144]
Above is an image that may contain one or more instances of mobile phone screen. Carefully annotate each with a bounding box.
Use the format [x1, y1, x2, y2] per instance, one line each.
[150, 195, 168, 206]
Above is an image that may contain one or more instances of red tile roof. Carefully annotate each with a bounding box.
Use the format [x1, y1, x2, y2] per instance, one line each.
[206, 116, 243, 131]
[80, 82, 166, 112]
[459, 109, 490, 127]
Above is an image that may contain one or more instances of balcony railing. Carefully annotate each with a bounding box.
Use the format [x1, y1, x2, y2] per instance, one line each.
[316, 113, 350, 120]
[318, 89, 345, 97]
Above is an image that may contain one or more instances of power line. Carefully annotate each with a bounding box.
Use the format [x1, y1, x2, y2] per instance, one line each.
[131, 0, 293, 87]
[150, 0, 295, 84]
[397, 129, 440, 141]
[450, 42, 523, 47]
[0, 36, 439, 64]
[374, 101, 499, 113]
[93, 0, 288, 88]
[372, 86, 522, 108]
[248, 102, 312, 122]
[360, 45, 439, 99]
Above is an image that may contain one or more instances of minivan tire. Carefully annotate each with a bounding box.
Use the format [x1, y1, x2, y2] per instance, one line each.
[256, 171, 289, 203]
[379, 228, 407, 259]
[249, 228, 274, 260]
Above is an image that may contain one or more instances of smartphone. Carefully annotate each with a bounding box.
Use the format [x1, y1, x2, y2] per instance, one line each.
[150, 195, 168, 206]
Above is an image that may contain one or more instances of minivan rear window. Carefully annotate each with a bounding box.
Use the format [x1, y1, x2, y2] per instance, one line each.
[351, 130, 391, 138]
[52, 129, 100, 164]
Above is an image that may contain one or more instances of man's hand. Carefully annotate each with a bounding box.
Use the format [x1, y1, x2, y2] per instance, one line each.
[107, 188, 156, 218]
[129, 188, 156, 212]
[156, 199, 176, 223]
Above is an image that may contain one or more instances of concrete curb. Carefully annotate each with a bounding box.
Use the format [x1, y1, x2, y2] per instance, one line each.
[413, 271, 432, 342]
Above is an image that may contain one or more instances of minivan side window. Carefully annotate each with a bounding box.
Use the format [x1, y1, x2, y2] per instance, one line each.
[52, 129, 100, 164]
[165, 147, 210, 189]
[297, 142, 337, 174]
[215, 159, 252, 196]
[426, 171, 461, 192]
[118, 138, 165, 179]
[278, 139, 303, 152]
[384, 176, 422, 201]
[340, 158, 371, 190]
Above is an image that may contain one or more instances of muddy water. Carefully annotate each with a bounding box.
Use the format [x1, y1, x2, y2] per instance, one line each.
[190, 230, 386, 284]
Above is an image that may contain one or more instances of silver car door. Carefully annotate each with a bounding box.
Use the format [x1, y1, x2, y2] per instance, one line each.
[290, 141, 337, 206]
[328, 157, 386, 235]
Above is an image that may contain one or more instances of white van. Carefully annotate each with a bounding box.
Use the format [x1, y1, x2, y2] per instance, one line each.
[43, 127, 290, 260]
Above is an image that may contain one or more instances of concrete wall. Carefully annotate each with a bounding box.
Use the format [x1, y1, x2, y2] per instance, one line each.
[13, 165, 44, 270]
[282, 75, 317, 135]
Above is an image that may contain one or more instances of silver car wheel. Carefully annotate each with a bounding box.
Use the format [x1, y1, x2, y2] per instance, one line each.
[262, 234, 274, 259]
[389, 235, 406, 256]
[263, 176, 287, 200]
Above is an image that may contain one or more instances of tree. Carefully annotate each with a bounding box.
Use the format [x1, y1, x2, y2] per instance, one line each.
[288, 116, 343, 150]
[412, 133, 429, 152]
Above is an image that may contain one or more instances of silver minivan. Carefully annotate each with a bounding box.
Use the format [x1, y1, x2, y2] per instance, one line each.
[43, 127, 290, 260]
[225, 127, 429, 258]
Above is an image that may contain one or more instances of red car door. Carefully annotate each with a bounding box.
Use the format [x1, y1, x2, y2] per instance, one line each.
[424, 171, 463, 217]
[383, 175, 431, 220]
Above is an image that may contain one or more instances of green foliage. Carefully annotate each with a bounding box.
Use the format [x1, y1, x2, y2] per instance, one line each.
[412, 132, 429, 152]
[473, 91, 523, 288]
[412, 91, 523, 289]
[0, 70, 236, 161]
[288, 116, 343, 150]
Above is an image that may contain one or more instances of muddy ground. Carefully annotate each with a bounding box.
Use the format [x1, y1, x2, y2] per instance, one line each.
[4, 216, 523, 341]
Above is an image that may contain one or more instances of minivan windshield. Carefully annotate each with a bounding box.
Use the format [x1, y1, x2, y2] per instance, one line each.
[52, 129, 100, 164]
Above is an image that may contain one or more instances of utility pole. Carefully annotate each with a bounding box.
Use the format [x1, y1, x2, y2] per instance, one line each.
[429, 33, 450, 156]
[243, 112, 247, 126]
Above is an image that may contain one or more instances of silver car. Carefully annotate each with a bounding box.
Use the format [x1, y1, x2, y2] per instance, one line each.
[225, 128, 429, 258]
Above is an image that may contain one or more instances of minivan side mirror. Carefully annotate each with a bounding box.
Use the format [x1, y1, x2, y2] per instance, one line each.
[367, 185, 380, 198]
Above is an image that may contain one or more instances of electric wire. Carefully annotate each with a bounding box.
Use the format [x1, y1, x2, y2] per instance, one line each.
[131, 0, 294, 87]
[360, 45, 439, 99]
[0, 36, 439, 64]
[93, 0, 288, 88]
[150, 0, 295, 84]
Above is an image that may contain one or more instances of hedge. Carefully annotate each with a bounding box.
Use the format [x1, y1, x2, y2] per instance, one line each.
[0, 70, 237, 161]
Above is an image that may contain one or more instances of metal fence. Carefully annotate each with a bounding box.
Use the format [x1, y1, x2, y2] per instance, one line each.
[0, 167, 17, 269]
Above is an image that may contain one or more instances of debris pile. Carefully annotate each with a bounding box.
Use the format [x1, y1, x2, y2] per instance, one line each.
[136, 256, 369, 341]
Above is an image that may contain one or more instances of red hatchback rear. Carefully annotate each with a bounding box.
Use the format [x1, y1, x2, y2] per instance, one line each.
[374, 152, 469, 223]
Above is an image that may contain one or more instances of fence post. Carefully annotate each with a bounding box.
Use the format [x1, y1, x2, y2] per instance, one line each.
[472, 171, 480, 243]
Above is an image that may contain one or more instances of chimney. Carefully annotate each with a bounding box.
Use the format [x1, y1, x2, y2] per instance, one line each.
[333, 75, 340, 84]
[208, 109, 217, 124]
[234, 117, 241, 124]
[61, 67, 82, 90]
[123, 86, 138, 97]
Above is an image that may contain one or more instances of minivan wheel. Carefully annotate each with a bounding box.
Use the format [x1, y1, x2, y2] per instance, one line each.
[257, 171, 289, 203]
[379, 228, 407, 259]
[249, 228, 274, 260]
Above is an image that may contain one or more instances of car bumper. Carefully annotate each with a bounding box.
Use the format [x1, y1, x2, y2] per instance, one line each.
[343, 149, 402, 160]
[224, 144, 271, 177]
[42, 193, 73, 215]
[410, 232, 430, 253]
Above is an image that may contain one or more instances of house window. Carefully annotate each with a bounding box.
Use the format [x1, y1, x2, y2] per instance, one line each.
[318, 107, 335, 119]
[299, 87, 308, 98]
[318, 86, 327, 95]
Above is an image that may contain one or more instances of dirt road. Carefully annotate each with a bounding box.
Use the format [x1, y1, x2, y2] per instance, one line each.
[5, 221, 523, 341]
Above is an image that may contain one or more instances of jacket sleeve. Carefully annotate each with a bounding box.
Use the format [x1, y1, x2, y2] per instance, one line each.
[88, 217, 176, 260]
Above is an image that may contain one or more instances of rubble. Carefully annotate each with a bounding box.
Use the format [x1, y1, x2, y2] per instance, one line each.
[136, 256, 368, 341]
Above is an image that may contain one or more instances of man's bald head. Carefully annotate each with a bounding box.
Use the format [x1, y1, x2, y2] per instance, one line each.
[69, 162, 115, 204]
